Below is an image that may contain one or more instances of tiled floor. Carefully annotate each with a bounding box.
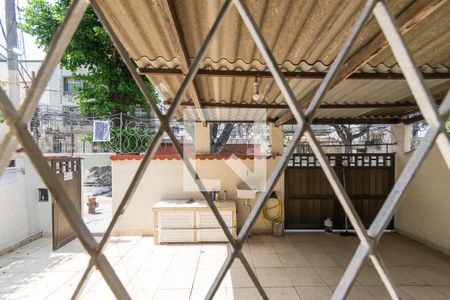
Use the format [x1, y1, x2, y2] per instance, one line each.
[0, 233, 449, 299]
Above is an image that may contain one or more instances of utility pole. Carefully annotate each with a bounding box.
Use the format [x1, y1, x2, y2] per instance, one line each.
[6, 0, 20, 109]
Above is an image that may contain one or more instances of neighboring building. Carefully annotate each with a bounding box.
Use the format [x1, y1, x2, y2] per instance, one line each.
[0, 59, 95, 153]
[0, 59, 83, 107]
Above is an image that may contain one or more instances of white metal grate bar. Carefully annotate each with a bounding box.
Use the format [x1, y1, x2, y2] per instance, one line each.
[369, 250, 399, 299]
[332, 2, 450, 297]
[304, 128, 401, 297]
[0, 0, 132, 297]
[165, 129, 268, 298]
[435, 92, 450, 169]
[71, 128, 165, 298]
[371, 124, 442, 238]
[73, 0, 237, 296]
[0, 0, 447, 299]
[208, 1, 382, 297]
[70, 0, 170, 287]
[207, 0, 381, 298]
[332, 243, 371, 300]
[440, 91, 450, 118]
[0, 90, 131, 299]
[89, 1, 259, 298]
[305, 0, 378, 116]
[334, 124, 442, 298]
[304, 129, 371, 244]
[234, 0, 378, 243]
[231, 0, 303, 124]
[0, 0, 89, 176]
[373, 1, 441, 126]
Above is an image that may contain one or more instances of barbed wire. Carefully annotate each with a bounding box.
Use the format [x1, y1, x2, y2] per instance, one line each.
[31, 106, 398, 155]
[31, 106, 173, 154]
[284, 124, 396, 154]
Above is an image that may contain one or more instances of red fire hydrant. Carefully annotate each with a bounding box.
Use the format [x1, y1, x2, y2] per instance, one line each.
[87, 196, 99, 214]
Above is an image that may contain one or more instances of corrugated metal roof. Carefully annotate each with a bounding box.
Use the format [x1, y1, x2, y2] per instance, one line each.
[96, 0, 450, 123]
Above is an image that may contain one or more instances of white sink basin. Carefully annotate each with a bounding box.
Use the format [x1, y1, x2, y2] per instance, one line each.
[236, 183, 259, 199]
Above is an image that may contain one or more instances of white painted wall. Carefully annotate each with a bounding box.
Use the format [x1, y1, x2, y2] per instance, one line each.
[27, 159, 52, 236]
[0, 60, 50, 105]
[0, 123, 5, 144]
[395, 145, 450, 255]
[3, 152, 112, 242]
[112, 157, 284, 235]
[0, 60, 88, 250]
[0, 154, 50, 251]
[0, 156, 30, 250]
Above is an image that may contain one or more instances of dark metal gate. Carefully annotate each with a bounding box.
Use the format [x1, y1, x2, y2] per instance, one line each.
[285, 153, 395, 230]
[50, 157, 82, 250]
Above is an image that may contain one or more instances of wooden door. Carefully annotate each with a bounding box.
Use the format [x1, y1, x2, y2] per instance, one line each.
[51, 157, 82, 250]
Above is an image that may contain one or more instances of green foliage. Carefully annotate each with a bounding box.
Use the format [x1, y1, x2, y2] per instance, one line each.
[21, 0, 158, 116]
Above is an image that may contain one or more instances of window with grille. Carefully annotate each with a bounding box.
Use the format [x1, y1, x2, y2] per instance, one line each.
[63, 77, 83, 94]
[133, 106, 150, 118]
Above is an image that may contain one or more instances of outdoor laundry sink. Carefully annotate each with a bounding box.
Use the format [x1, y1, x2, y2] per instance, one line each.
[236, 183, 259, 199]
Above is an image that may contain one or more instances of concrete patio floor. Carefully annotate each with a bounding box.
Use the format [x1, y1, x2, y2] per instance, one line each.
[0, 233, 449, 299]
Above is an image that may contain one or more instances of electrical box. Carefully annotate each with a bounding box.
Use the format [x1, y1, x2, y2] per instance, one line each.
[38, 188, 49, 202]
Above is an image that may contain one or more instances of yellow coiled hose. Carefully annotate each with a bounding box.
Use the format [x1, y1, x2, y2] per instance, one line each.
[262, 195, 284, 228]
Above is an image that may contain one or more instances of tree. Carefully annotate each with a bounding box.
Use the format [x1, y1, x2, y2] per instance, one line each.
[331, 124, 372, 152]
[210, 123, 234, 155]
[21, 0, 157, 117]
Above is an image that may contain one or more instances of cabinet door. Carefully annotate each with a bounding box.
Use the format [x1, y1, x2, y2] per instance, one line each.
[158, 229, 194, 243]
[158, 211, 194, 229]
[197, 229, 225, 242]
[197, 211, 232, 229]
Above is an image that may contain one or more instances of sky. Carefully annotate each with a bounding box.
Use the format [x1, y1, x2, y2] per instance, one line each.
[0, 0, 45, 60]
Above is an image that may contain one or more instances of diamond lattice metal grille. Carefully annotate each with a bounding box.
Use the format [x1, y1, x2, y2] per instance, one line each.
[0, 0, 448, 299]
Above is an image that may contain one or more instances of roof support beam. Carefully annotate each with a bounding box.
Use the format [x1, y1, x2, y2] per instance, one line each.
[275, 0, 447, 126]
[157, 0, 206, 125]
[310, 118, 401, 125]
[281, 117, 401, 124]
[139, 68, 450, 80]
[179, 101, 424, 109]
[358, 83, 449, 120]
[187, 117, 400, 125]
[400, 113, 425, 124]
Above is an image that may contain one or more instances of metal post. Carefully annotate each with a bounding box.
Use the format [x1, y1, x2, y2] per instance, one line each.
[70, 110, 74, 156]
[5, 0, 20, 109]
[119, 112, 123, 154]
